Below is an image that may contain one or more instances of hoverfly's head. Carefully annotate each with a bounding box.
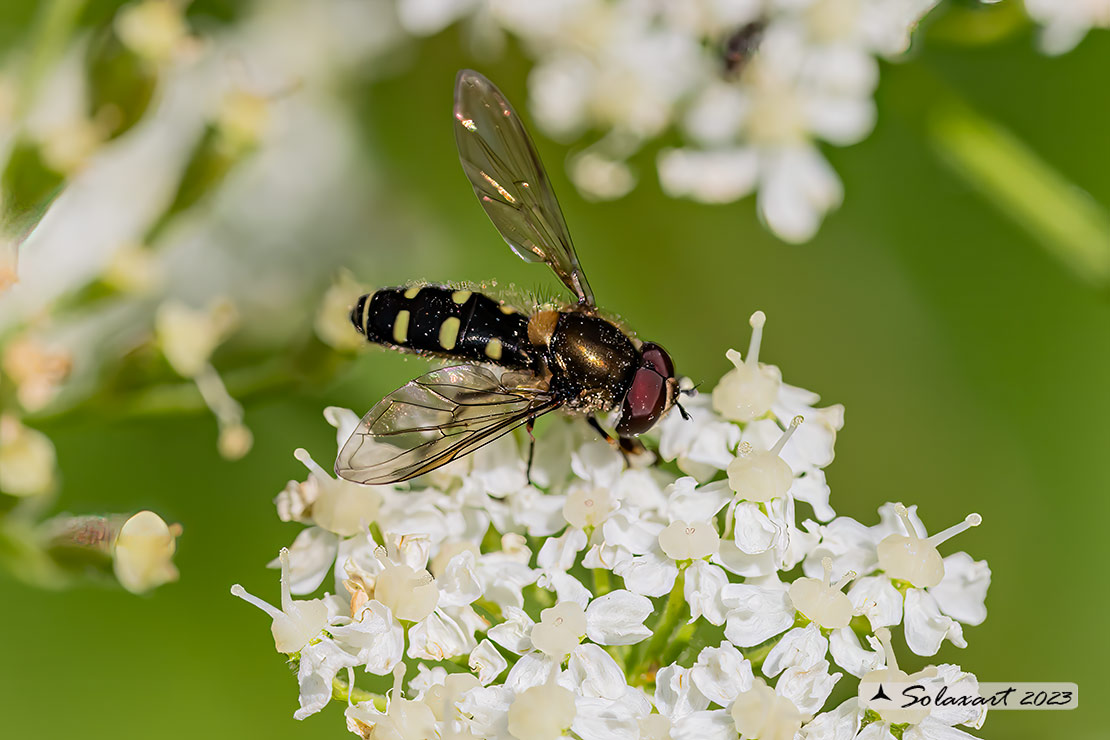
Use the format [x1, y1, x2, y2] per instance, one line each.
[616, 342, 683, 436]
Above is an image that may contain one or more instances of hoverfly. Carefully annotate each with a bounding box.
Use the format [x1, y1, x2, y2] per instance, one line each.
[335, 70, 685, 486]
[723, 20, 765, 77]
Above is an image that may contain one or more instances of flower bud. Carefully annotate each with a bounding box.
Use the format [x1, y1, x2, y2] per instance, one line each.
[730, 680, 803, 740]
[712, 312, 781, 422]
[726, 416, 800, 502]
[507, 683, 576, 740]
[375, 562, 439, 622]
[877, 504, 981, 588]
[113, 510, 180, 593]
[0, 415, 56, 497]
[659, 520, 720, 560]
[788, 557, 854, 629]
[530, 601, 587, 658]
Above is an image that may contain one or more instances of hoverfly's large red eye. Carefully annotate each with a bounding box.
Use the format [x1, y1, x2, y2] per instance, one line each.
[616, 367, 669, 436]
[640, 342, 674, 377]
[616, 342, 677, 436]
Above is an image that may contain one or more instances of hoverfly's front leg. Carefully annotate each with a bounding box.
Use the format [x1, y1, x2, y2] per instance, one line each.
[525, 417, 537, 486]
[587, 415, 649, 466]
[587, 415, 617, 446]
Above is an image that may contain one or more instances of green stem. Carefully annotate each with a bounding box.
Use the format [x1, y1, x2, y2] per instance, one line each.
[592, 567, 611, 597]
[929, 100, 1110, 287]
[661, 621, 697, 666]
[331, 676, 385, 709]
[629, 572, 687, 682]
[889, 63, 1110, 290]
[743, 640, 778, 673]
[16, 0, 88, 119]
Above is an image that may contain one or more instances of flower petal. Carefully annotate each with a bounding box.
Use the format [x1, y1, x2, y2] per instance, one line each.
[762, 624, 828, 677]
[931, 553, 990, 626]
[721, 583, 794, 647]
[690, 642, 753, 707]
[904, 588, 966, 657]
[585, 589, 653, 645]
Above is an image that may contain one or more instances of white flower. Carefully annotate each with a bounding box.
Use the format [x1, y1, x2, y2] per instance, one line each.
[721, 557, 864, 678]
[1025, 0, 1110, 55]
[657, 391, 742, 481]
[292, 447, 383, 537]
[232, 548, 333, 655]
[690, 642, 754, 707]
[1, 333, 72, 412]
[469, 639, 509, 685]
[857, 629, 987, 737]
[113, 510, 180, 593]
[154, 298, 238, 378]
[860, 504, 985, 656]
[115, 0, 190, 64]
[730, 679, 807, 740]
[712, 311, 781, 423]
[230, 315, 996, 737]
[491, 589, 652, 668]
[315, 271, 368, 351]
[346, 665, 438, 739]
[508, 682, 577, 740]
[0, 415, 57, 497]
[722, 579, 796, 647]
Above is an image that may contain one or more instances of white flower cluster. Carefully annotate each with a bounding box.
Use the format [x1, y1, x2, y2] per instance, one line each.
[234, 310, 992, 740]
[395, 0, 941, 242]
[0, 0, 393, 593]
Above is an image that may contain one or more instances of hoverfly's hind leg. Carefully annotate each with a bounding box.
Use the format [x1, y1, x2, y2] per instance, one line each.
[525, 417, 538, 486]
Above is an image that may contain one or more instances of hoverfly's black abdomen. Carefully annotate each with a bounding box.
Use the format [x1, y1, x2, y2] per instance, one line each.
[353, 285, 532, 368]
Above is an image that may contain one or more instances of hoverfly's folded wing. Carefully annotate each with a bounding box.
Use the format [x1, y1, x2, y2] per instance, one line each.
[335, 364, 560, 485]
[454, 69, 594, 306]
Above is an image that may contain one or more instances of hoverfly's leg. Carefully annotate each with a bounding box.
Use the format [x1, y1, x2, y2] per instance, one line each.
[587, 416, 618, 447]
[525, 417, 537, 486]
[618, 436, 646, 457]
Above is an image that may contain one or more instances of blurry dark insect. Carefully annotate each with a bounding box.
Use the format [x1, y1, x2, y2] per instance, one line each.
[336, 70, 689, 486]
[723, 20, 766, 76]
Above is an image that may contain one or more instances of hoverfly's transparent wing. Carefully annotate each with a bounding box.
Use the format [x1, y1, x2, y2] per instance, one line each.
[454, 69, 595, 306]
[335, 364, 562, 485]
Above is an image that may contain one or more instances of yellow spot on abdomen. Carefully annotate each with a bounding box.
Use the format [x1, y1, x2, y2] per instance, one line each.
[485, 338, 503, 361]
[452, 290, 472, 305]
[393, 310, 410, 344]
[499, 304, 516, 314]
[404, 286, 421, 299]
[439, 317, 461, 351]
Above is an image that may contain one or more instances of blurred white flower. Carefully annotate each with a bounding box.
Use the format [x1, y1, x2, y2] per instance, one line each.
[114, 0, 191, 64]
[113, 510, 181, 593]
[391, 0, 942, 241]
[0, 415, 57, 497]
[1026, 0, 1110, 55]
[155, 298, 238, 378]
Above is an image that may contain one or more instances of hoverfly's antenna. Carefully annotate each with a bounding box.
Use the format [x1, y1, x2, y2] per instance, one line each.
[681, 382, 702, 397]
[676, 400, 691, 421]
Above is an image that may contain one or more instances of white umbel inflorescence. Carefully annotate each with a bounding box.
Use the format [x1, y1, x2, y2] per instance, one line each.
[393, 0, 946, 242]
[232, 310, 992, 739]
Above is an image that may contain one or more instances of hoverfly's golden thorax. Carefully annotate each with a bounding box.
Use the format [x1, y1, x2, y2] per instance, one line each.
[545, 312, 639, 411]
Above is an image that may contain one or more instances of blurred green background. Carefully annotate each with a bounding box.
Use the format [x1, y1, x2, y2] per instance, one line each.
[2, 4, 1107, 739]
